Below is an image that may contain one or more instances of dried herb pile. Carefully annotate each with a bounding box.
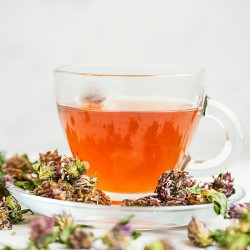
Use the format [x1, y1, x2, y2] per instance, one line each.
[1, 150, 111, 205]
[1, 150, 237, 218]
[122, 170, 234, 217]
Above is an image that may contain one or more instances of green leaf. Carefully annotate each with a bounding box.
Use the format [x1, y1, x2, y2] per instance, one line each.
[32, 162, 41, 172]
[132, 231, 141, 240]
[202, 189, 227, 217]
[1, 246, 20, 250]
[117, 214, 134, 225]
[6, 195, 16, 210]
[188, 186, 202, 195]
[75, 159, 84, 174]
[212, 230, 250, 250]
[211, 229, 227, 245]
[14, 181, 34, 191]
[0, 151, 6, 167]
[211, 192, 227, 217]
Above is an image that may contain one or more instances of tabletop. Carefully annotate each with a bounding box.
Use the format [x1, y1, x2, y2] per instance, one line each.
[0, 158, 249, 250]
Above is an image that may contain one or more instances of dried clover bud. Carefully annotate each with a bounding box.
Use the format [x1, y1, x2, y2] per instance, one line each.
[102, 215, 141, 250]
[144, 239, 175, 250]
[54, 213, 77, 231]
[122, 196, 161, 207]
[54, 213, 79, 244]
[155, 170, 196, 202]
[39, 150, 61, 164]
[30, 216, 55, 244]
[188, 216, 213, 247]
[0, 196, 31, 230]
[33, 180, 73, 200]
[33, 152, 90, 184]
[85, 189, 111, 205]
[2, 154, 34, 181]
[67, 229, 94, 249]
[211, 172, 235, 198]
[61, 157, 90, 183]
[0, 205, 12, 230]
[72, 175, 97, 197]
[32, 158, 62, 182]
[228, 202, 250, 219]
[71, 174, 111, 205]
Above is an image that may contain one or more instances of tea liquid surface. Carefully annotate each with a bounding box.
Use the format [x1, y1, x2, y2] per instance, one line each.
[58, 99, 200, 193]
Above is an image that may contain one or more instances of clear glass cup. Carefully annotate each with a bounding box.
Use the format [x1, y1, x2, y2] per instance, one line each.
[54, 63, 243, 200]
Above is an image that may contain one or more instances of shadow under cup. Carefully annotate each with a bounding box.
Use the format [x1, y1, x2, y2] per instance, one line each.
[54, 63, 242, 200]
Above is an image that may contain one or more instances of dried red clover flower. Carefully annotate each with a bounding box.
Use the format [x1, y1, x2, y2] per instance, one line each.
[39, 150, 61, 165]
[228, 202, 250, 219]
[72, 175, 97, 198]
[33, 180, 73, 200]
[0, 196, 31, 230]
[68, 230, 94, 249]
[211, 172, 235, 198]
[84, 189, 111, 205]
[34, 151, 90, 183]
[30, 151, 111, 205]
[30, 216, 55, 243]
[187, 216, 213, 247]
[0, 198, 12, 230]
[122, 196, 161, 207]
[2, 154, 34, 182]
[61, 157, 89, 183]
[102, 215, 141, 250]
[54, 213, 77, 232]
[154, 170, 196, 204]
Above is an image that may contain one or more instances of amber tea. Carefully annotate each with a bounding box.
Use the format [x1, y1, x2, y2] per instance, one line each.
[58, 99, 200, 193]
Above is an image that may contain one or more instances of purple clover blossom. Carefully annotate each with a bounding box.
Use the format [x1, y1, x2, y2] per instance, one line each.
[102, 215, 141, 250]
[212, 172, 235, 198]
[113, 223, 133, 237]
[30, 215, 54, 243]
[154, 170, 196, 203]
[228, 202, 250, 219]
[3, 174, 14, 182]
[68, 230, 93, 249]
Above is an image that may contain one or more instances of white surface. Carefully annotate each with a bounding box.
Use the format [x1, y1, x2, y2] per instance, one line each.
[0, 0, 249, 162]
[0, 158, 249, 249]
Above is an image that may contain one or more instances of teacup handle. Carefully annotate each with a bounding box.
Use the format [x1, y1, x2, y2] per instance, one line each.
[186, 96, 243, 176]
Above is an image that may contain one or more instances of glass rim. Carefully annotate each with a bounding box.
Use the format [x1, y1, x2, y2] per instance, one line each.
[54, 63, 206, 78]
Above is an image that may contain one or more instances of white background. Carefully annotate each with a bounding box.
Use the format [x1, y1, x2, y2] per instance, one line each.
[0, 0, 249, 163]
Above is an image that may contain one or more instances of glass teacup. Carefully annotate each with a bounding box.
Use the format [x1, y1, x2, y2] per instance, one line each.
[54, 63, 243, 200]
